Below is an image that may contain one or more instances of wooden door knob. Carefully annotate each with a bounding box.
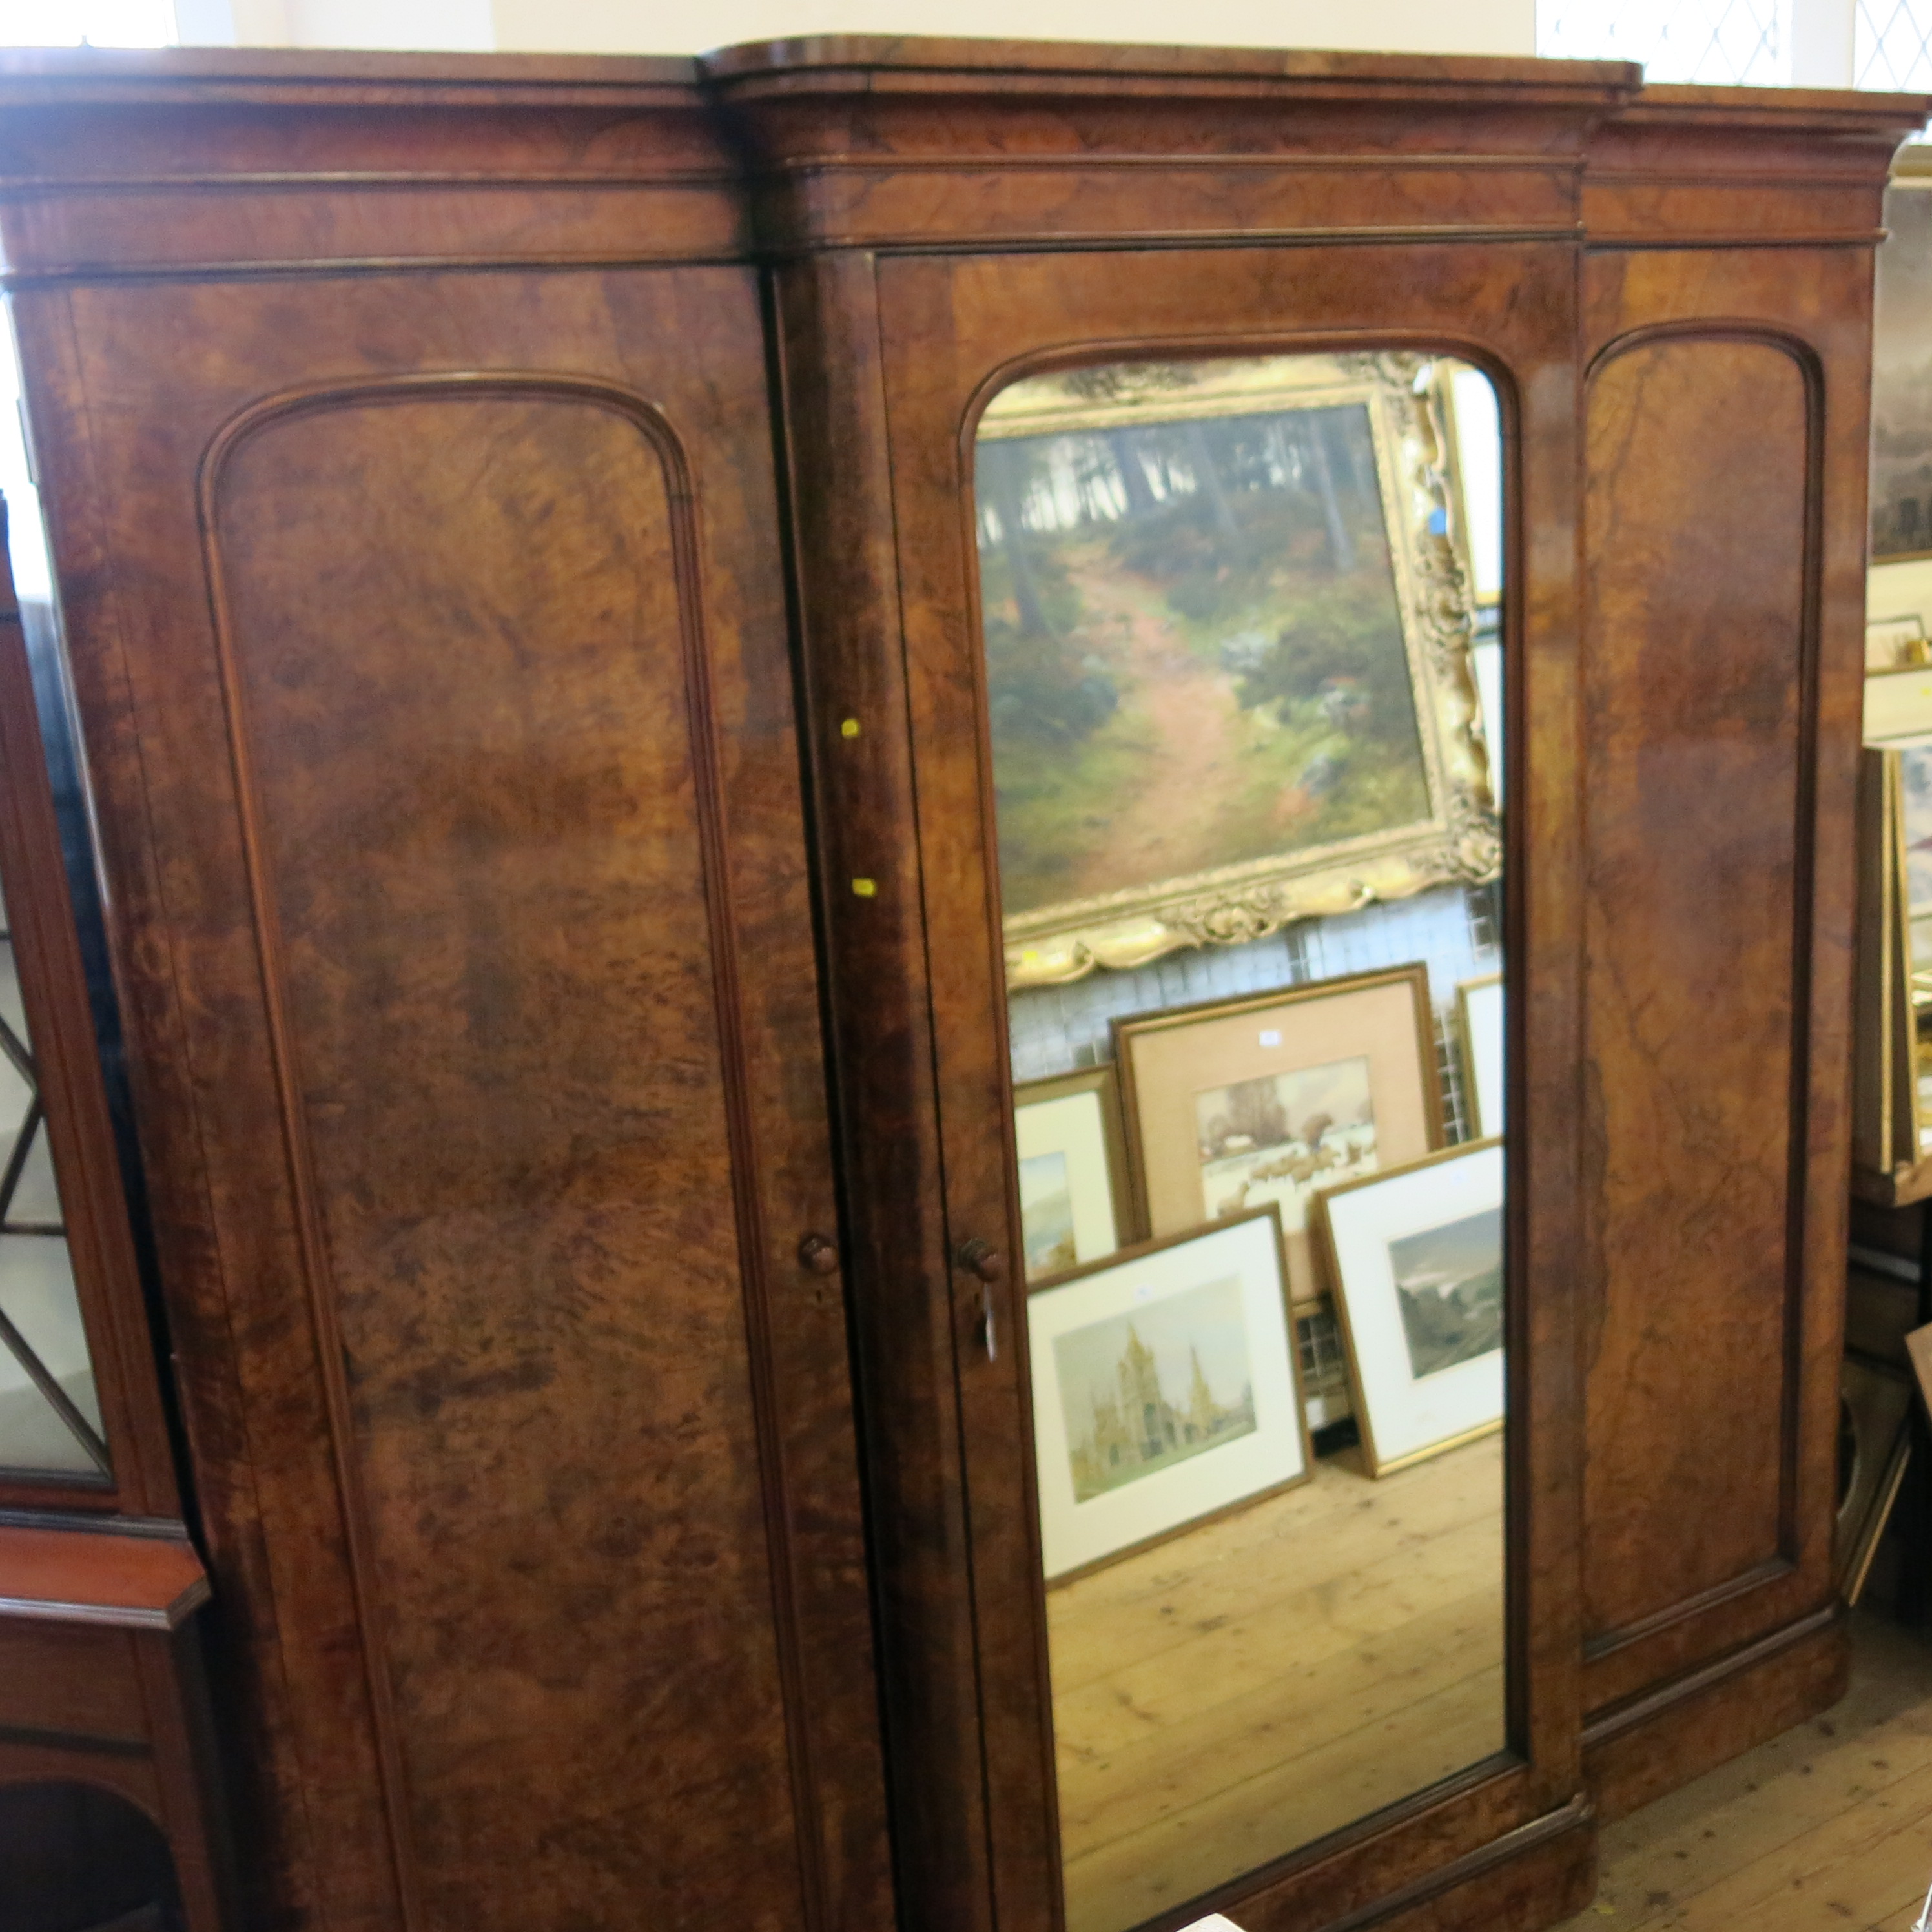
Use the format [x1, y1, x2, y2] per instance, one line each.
[957, 1237, 1005, 1284]
[797, 1233, 840, 1276]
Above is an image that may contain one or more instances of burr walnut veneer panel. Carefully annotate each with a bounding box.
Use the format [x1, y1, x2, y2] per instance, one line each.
[10, 242, 890, 1931]
[1580, 336, 1808, 1655]
[206, 385, 801, 1924]
[1576, 99, 1890, 1807]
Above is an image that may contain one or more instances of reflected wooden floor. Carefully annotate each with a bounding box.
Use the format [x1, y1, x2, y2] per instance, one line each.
[1047, 1430, 1506, 1932]
[1553, 1610, 1932, 1932]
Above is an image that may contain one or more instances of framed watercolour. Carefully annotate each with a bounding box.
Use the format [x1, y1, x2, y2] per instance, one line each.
[1113, 964, 1441, 1306]
[1315, 1139, 1504, 1477]
[1013, 1066, 1136, 1282]
[977, 353, 1499, 991]
[1026, 1208, 1310, 1582]
[1455, 975, 1504, 1139]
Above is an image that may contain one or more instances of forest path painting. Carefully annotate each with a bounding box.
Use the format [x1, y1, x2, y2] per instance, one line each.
[1051, 550, 1252, 903]
[980, 387, 1435, 923]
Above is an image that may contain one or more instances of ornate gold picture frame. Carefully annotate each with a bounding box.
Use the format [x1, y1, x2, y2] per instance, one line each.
[976, 352, 1498, 991]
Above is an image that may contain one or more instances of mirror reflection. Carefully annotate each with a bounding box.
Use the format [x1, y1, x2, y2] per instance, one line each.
[976, 353, 1506, 1932]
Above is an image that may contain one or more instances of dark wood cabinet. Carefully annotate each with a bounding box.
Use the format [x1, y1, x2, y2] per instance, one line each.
[0, 39, 1918, 1932]
[1576, 90, 1902, 1817]
[0, 55, 890, 1932]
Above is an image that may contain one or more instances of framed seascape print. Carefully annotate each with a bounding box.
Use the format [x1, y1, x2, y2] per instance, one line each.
[1113, 963, 1442, 1306]
[1026, 1208, 1310, 1582]
[1873, 167, 1932, 562]
[1455, 974, 1504, 1139]
[1013, 1066, 1138, 1282]
[976, 352, 1499, 992]
[1315, 1139, 1505, 1478]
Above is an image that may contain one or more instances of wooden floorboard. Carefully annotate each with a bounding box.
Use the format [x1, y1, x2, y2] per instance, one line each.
[1046, 1437, 1932, 1932]
[1049, 1431, 1507, 1932]
[1555, 1611, 1932, 1932]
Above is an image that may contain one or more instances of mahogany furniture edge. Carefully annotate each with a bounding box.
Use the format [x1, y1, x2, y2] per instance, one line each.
[0, 1520, 207, 1629]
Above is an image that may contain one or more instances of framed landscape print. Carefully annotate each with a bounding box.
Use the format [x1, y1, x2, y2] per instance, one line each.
[1026, 1208, 1310, 1581]
[1013, 1066, 1137, 1282]
[1455, 974, 1504, 1138]
[1314, 1138, 1505, 1477]
[1113, 964, 1441, 1306]
[1873, 167, 1932, 562]
[976, 352, 1499, 991]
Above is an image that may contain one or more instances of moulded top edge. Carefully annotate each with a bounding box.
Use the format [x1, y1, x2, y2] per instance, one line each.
[1614, 79, 1931, 128]
[699, 34, 1643, 99]
[0, 44, 701, 103]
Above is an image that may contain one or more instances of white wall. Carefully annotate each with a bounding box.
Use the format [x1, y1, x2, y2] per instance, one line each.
[491, 0, 1532, 56]
[208, 0, 490, 46]
[196, 0, 1533, 56]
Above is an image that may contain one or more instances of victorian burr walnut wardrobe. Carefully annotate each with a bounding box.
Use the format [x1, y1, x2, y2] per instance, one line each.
[0, 39, 1917, 1932]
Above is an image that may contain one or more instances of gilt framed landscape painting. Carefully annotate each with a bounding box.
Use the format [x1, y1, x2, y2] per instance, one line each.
[1026, 1208, 1310, 1581]
[975, 351, 1499, 990]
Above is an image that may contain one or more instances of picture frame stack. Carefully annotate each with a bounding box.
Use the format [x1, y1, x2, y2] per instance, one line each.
[1015, 958, 1508, 1577]
[1853, 737, 1932, 1200]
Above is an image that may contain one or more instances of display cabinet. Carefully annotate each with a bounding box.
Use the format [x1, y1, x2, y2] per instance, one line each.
[0, 39, 1918, 1932]
[0, 506, 229, 1929]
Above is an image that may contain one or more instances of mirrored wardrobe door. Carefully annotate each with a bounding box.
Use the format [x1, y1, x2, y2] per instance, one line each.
[971, 351, 1509, 1932]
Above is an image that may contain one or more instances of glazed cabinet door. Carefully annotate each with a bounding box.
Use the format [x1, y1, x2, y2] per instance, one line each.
[776, 233, 1592, 1932]
[12, 256, 892, 1932]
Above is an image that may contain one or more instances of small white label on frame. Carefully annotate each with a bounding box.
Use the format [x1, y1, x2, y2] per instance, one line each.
[1259, 1029, 1282, 1047]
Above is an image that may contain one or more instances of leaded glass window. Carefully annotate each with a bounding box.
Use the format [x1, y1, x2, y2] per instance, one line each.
[1858, 0, 1932, 87]
[1537, 0, 1789, 84]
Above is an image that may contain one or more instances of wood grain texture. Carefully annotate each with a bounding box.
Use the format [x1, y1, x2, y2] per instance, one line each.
[0, 1616, 146, 1736]
[1583, 1606, 1849, 1824]
[0, 505, 177, 1517]
[844, 226, 1589, 1932]
[771, 247, 998, 1932]
[1576, 87, 1900, 1767]
[203, 380, 799, 1929]
[0, 1523, 204, 1625]
[3, 43, 1924, 1932]
[0, 1613, 234, 1932]
[1579, 331, 1811, 1653]
[16, 231, 890, 1932]
[0, 58, 741, 283]
[709, 38, 1636, 256]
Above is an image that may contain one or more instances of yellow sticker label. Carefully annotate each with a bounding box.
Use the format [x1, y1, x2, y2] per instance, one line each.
[851, 878, 878, 898]
[840, 717, 861, 739]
